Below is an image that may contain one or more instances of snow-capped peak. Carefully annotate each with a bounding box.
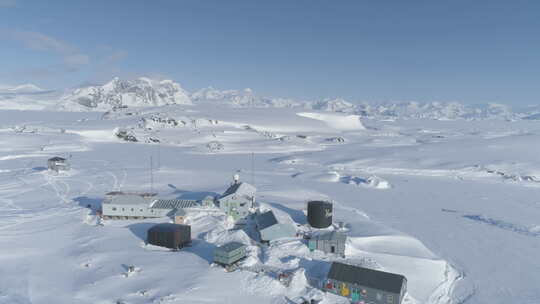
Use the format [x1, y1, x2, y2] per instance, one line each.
[311, 98, 356, 113]
[59, 77, 192, 110]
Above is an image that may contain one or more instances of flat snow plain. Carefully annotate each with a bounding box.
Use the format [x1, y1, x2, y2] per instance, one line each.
[0, 104, 539, 304]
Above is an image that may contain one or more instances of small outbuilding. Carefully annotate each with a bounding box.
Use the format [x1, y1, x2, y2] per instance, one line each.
[213, 241, 247, 266]
[147, 223, 191, 249]
[173, 208, 187, 224]
[324, 262, 407, 304]
[47, 156, 70, 172]
[308, 230, 346, 257]
[255, 210, 296, 243]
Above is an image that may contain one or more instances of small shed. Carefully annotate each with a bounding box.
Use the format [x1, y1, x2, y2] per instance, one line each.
[47, 156, 70, 172]
[324, 262, 407, 304]
[255, 210, 296, 243]
[173, 208, 187, 224]
[147, 223, 191, 249]
[308, 230, 346, 257]
[213, 241, 247, 266]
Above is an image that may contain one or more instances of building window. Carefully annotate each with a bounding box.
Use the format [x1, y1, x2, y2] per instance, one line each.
[112, 207, 117, 211]
[387, 294, 394, 303]
[377, 293, 383, 301]
[122, 208, 125, 211]
[131, 208, 134, 211]
[140, 209, 143, 212]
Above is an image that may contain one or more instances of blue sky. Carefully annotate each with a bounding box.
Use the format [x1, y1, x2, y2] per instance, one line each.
[0, 0, 539, 104]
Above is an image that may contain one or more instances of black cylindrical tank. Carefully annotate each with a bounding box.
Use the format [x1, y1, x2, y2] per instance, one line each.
[307, 201, 333, 228]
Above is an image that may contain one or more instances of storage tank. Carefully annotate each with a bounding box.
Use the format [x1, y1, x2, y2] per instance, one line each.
[307, 200, 333, 228]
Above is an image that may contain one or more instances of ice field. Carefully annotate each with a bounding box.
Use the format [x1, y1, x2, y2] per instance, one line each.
[0, 100, 539, 304]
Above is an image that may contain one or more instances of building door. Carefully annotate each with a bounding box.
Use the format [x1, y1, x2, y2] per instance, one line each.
[331, 246, 335, 253]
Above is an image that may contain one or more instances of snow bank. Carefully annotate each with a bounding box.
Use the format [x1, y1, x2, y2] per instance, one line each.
[296, 112, 365, 131]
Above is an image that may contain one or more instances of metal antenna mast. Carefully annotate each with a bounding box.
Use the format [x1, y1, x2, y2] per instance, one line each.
[251, 152, 255, 186]
[157, 143, 161, 170]
[150, 155, 154, 192]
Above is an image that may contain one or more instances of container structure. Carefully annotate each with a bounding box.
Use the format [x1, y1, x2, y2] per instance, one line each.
[324, 262, 407, 304]
[213, 241, 247, 266]
[307, 201, 333, 228]
[147, 223, 191, 249]
[308, 230, 346, 257]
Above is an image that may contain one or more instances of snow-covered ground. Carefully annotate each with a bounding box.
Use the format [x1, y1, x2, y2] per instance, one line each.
[1, 101, 539, 304]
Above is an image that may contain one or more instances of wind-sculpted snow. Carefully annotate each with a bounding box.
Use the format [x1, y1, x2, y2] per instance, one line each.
[462, 214, 540, 237]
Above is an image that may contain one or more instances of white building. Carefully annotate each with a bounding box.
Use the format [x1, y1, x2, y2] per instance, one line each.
[101, 192, 158, 219]
[101, 192, 212, 219]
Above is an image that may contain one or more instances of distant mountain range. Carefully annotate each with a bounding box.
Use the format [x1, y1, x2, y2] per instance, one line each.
[2, 77, 539, 120]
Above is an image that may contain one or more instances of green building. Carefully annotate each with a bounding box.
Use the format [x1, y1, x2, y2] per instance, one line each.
[213, 242, 247, 266]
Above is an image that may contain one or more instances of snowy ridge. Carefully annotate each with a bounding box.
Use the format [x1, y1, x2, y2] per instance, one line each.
[0, 83, 62, 111]
[58, 77, 192, 111]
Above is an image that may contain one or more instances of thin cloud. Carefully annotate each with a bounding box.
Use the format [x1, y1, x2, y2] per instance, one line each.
[2, 29, 90, 68]
[0, 0, 17, 7]
[65, 54, 90, 66]
[8, 30, 76, 54]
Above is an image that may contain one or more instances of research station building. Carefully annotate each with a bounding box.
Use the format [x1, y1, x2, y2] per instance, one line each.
[218, 178, 256, 222]
[101, 192, 213, 219]
[213, 241, 247, 266]
[254, 210, 296, 243]
[324, 262, 407, 304]
[308, 230, 346, 257]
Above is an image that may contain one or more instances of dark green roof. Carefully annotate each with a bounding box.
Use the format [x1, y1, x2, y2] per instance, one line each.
[328, 262, 406, 294]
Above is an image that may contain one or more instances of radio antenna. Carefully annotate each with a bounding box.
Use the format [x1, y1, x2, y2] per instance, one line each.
[150, 155, 154, 192]
[251, 152, 255, 186]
